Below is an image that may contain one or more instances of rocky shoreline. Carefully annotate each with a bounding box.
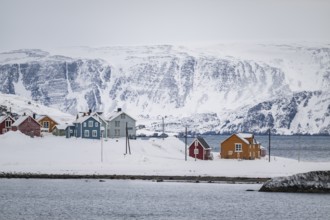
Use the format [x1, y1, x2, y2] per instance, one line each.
[259, 171, 330, 193]
[0, 172, 270, 184]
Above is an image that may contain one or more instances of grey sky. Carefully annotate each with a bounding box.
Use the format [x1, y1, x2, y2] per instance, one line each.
[0, 0, 329, 51]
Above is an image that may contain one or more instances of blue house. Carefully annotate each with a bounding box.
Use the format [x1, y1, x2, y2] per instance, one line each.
[71, 115, 103, 139]
[65, 124, 75, 138]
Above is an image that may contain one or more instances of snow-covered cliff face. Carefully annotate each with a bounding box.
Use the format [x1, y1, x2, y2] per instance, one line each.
[0, 44, 329, 134]
[220, 91, 330, 135]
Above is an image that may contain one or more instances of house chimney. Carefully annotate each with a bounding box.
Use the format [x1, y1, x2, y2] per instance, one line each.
[89, 109, 92, 115]
[117, 108, 122, 112]
[33, 113, 36, 119]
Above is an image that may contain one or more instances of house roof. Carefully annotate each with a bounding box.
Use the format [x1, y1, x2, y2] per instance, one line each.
[74, 115, 100, 124]
[107, 110, 136, 122]
[235, 133, 251, 145]
[37, 115, 59, 124]
[190, 136, 212, 150]
[0, 115, 15, 124]
[12, 115, 41, 127]
[221, 133, 258, 145]
[54, 124, 71, 130]
[91, 112, 107, 123]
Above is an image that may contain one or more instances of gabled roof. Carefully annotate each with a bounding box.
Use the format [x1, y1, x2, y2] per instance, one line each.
[12, 115, 41, 127]
[221, 133, 257, 145]
[0, 115, 15, 124]
[37, 115, 59, 124]
[91, 112, 107, 124]
[107, 110, 136, 122]
[55, 124, 73, 130]
[189, 136, 212, 150]
[74, 115, 100, 124]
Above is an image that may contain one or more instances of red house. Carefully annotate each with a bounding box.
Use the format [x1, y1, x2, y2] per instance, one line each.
[12, 115, 41, 137]
[0, 115, 15, 134]
[188, 137, 213, 160]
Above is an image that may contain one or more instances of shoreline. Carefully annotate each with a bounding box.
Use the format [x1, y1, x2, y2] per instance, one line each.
[0, 172, 270, 184]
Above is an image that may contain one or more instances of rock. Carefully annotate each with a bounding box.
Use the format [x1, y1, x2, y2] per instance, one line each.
[259, 171, 330, 193]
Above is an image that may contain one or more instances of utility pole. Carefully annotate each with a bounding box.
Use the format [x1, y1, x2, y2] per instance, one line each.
[268, 128, 271, 162]
[298, 134, 301, 162]
[185, 126, 187, 161]
[126, 122, 131, 155]
[162, 117, 164, 135]
[101, 128, 104, 163]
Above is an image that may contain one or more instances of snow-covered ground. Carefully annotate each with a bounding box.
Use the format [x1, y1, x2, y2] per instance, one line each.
[1, 131, 329, 178]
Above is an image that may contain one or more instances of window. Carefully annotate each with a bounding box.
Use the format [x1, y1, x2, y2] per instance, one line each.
[5, 120, 12, 128]
[83, 122, 86, 127]
[194, 148, 199, 155]
[235, 143, 242, 152]
[43, 121, 49, 128]
[194, 140, 198, 147]
[95, 122, 98, 127]
[88, 121, 93, 127]
[115, 129, 120, 136]
[28, 117, 31, 122]
[84, 130, 89, 137]
[115, 121, 120, 127]
[92, 130, 97, 137]
[121, 114, 125, 119]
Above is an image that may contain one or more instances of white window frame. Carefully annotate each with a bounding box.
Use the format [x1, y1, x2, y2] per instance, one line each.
[88, 121, 93, 127]
[115, 121, 120, 127]
[194, 148, 199, 155]
[95, 122, 98, 127]
[92, 130, 97, 137]
[43, 121, 49, 128]
[121, 114, 125, 119]
[235, 143, 242, 152]
[83, 122, 86, 127]
[5, 120, 12, 128]
[84, 130, 89, 137]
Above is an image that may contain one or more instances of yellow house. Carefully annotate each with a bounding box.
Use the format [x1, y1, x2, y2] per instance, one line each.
[220, 133, 261, 159]
[37, 115, 58, 132]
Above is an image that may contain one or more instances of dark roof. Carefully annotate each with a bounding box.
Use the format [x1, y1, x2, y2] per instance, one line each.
[197, 136, 211, 149]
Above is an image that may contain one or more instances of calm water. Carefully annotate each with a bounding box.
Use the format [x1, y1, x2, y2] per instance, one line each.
[179, 135, 330, 162]
[0, 179, 329, 220]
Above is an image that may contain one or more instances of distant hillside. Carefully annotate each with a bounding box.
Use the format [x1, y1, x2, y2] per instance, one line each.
[0, 43, 329, 134]
[0, 93, 73, 124]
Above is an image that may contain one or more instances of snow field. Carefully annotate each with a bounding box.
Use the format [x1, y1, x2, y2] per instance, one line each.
[1, 131, 330, 178]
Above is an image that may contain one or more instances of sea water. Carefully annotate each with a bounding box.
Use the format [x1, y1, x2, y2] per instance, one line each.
[0, 179, 329, 220]
[179, 135, 330, 162]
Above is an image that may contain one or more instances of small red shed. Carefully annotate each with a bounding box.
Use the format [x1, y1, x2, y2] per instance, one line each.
[12, 115, 41, 137]
[0, 115, 15, 134]
[188, 137, 213, 160]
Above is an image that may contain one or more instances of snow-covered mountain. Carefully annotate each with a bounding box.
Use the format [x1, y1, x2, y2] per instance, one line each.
[0, 43, 329, 134]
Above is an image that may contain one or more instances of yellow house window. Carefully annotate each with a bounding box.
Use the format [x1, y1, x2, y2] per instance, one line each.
[43, 121, 49, 128]
[235, 143, 242, 152]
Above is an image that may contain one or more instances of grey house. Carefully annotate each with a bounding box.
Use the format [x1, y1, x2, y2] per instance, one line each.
[107, 108, 136, 138]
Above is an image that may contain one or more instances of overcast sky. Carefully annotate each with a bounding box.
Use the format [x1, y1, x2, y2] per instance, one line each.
[0, 0, 329, 51]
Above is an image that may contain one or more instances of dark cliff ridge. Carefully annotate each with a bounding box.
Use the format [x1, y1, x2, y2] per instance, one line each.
[259, 171, 330, 193]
